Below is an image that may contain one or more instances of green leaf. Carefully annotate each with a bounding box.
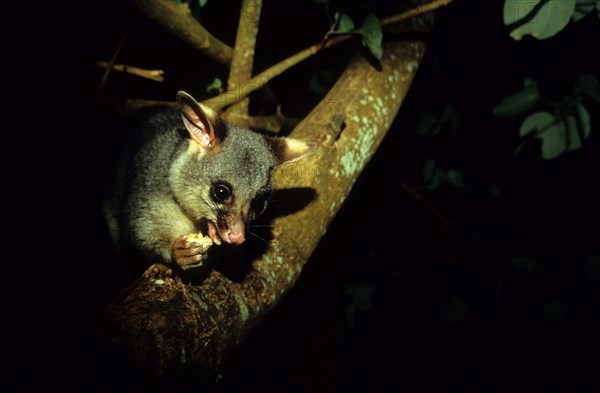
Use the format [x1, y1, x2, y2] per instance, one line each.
[576, 103, 592, 140]
[520, 111, 567, 159]
[519, 111, 554, 137]
[416, 106, 458, 137]
[361, 13, 383, 60]
[493, 83, 541, 117]
[539, 123, 567, 159]
[504, 0, 576, 40]
[422, 158, 436, 183]
[423, 158, 442, 190]
[206, 78, 222, 93]
[440, 105, 459, 138]
[446, 169, 464, 188]
[416, 113, 439, 136]
[334, 12, 355, 33]
[190, 0, 205, 21]
[422, 159, 464, 189]
[578, 74, 600, 103]
[564, 103, 591, 151]
[573, 0, 595, 21]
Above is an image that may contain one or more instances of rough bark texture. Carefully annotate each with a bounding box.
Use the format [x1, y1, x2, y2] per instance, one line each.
[101, 8, 434, 390]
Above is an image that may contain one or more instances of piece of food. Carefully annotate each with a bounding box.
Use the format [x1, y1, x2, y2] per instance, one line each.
[187, 232, 214, 253]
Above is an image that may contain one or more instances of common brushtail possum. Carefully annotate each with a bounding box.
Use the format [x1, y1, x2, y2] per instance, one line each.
[103, 91, 315, 270]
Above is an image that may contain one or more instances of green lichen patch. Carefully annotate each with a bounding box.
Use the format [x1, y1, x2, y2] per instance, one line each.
[191, 292, 209, 311]
[234, 293, 249, 323]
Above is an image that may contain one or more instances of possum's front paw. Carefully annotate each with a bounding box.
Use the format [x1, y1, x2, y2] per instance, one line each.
[171, 234, 213, 269]
[143, 263, 174, 282]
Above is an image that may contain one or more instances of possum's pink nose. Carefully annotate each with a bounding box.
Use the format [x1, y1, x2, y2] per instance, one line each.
[223, 218, 245, 245]
[223, 222, 245, 245]
[225, 231, 245, 245]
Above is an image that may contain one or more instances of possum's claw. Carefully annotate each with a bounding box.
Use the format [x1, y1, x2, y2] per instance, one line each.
[143, 263, 174, 283]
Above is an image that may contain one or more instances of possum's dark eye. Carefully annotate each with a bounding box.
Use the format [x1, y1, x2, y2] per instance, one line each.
[211, 182, 232, 203]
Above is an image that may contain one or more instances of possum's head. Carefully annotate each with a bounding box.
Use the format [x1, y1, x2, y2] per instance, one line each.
[170, 91, 316, 246]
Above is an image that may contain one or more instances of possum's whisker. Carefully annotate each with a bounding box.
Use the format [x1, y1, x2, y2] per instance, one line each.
[248, 231, 268, 244]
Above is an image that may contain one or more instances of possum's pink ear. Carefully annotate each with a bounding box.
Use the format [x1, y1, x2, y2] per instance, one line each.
[267, 137, 317, 164]
[176, 91, 219, 150]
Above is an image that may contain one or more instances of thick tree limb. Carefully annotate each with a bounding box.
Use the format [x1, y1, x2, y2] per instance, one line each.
[226, 0, 262, 120]
[130, 0, 233, 67]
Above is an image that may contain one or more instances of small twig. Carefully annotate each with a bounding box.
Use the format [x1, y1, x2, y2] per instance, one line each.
[202, 0, 453, 110]
[202, 43, 320, 110]
[121, 98, 176, 114]
[221, 109, 300, 133]
[119, 98, 297, 132]
[399, 181, 451, 226]
[95, 62, 164, 82]
[380, 0, 453, 27]
[100, 24, 133, 88]
[227, 0, 263, 119]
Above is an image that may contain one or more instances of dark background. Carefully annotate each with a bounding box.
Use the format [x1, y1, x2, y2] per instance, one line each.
[7, 0, 600, 392]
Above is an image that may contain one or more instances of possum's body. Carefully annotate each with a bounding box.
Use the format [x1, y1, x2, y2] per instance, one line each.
[104, 91, 315, 269]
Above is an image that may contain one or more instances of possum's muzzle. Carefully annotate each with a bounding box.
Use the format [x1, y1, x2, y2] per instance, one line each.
[200, 217, 245, 246]
[219, 217, 245, 245]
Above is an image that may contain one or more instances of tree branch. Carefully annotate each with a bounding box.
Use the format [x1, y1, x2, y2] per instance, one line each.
[95, 62, 165, 82]
[226, 0, 262, 121]
[380, 0, 453, 27]
[202, 0, 452, 110]
[99, 25, 133, 88]
[221, 109, 300, 133]
[202, 43, 320, 110]
[129, 0, 233, 67]
[118, 99, 294, 132]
